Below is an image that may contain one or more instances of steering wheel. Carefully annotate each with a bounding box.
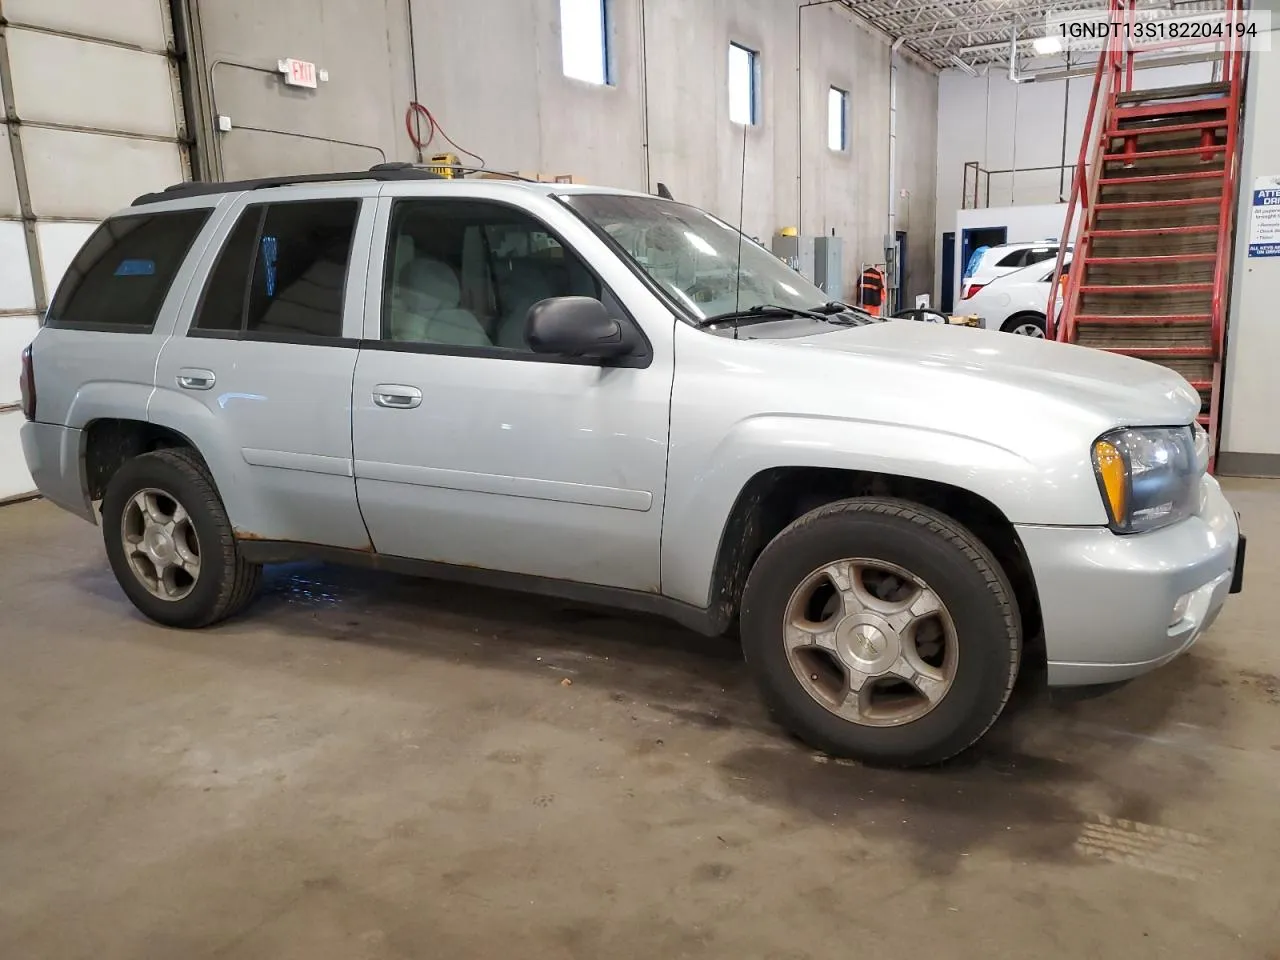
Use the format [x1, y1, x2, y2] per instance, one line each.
[683, 279, 724, 304]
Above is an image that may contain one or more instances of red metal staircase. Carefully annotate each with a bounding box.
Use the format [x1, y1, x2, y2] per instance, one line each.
[1049, 1, 1247, 469]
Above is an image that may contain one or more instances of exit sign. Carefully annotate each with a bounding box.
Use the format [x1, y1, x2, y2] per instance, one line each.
[279, 58, 317, 89]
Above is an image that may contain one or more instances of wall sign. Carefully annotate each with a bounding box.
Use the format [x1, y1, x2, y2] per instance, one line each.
[1248, 175, 1280, 258]
[278, 58, 318, 89]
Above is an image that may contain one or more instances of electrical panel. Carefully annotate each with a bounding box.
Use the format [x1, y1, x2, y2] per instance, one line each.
[814, 236, 843, 297]
[772, 234, 816, 284]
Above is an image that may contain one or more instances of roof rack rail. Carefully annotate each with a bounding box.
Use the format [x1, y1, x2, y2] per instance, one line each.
[376, 161, 542, 183]
[130, 165, 446, 207]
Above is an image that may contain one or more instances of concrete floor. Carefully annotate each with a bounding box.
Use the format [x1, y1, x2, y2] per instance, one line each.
[1, 482, 1278, 959]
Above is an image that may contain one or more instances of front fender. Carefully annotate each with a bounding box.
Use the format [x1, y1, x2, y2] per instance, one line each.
[660, 413, 1104, 608]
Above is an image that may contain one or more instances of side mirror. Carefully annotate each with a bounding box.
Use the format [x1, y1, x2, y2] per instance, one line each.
[526, 296, 631, 359]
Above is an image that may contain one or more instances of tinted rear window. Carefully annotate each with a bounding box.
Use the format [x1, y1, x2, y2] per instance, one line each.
[46, 210, 211, 332]
[191, 199, 358, 341]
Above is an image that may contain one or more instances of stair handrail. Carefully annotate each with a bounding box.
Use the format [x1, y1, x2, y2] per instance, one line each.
[1210, 0, 1247, 355]
[1048, 0, 1126, 340]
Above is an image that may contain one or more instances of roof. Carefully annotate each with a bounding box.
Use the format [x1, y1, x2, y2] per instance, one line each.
[130, 163, 653, 207]
[131, 164, 444, 206]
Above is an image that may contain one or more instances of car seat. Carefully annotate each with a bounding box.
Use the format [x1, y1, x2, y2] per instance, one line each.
[388, 257, 491, 347]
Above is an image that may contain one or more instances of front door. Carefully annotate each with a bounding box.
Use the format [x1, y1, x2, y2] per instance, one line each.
[153, 187, 376, 549]
[350, 190, 673, 591]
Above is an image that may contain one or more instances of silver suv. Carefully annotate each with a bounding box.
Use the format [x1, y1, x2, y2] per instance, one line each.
[18, 166, 1244, 766]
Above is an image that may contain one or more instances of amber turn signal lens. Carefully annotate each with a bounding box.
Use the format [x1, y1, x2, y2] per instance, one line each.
[1093, 440, 1127, 525]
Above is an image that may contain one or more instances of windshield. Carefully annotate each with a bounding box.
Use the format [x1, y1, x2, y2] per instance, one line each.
[562, 194, 832, 321]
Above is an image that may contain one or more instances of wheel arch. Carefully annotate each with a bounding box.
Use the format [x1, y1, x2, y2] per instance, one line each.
[1000, 310, 1047, 334]
[702, 466, 1042, 649]
[82, 418, 204, 504]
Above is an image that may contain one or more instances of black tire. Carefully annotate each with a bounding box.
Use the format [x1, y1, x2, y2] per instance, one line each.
[740, 497, 1021, 767]
[1000, 312, 1046, 337]
[101, 448, 262, 628]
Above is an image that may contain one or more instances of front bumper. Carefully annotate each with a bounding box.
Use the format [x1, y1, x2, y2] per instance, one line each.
[1017, 474, 1240, 686]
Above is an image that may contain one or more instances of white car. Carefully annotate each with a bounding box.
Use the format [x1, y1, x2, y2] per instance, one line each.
[960, 241, 1066, 302]
[963, 257, 1070, 338]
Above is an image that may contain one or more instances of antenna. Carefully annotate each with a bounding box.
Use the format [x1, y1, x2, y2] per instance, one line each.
[656, 182, 674, 200]
[732, 121, 749, 337]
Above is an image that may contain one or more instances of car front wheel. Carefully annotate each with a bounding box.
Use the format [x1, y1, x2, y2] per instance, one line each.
[101, 448, 261, 628]
[740, 498, 1021, 767]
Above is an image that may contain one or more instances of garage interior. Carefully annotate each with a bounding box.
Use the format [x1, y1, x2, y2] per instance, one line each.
[1, 1, 1278, 957]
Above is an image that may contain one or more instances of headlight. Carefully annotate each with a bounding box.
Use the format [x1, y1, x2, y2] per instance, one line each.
[1091, 426, 1203, 534]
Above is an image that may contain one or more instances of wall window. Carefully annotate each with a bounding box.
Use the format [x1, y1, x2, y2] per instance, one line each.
[728, 43, 759, 126]
[383, 199, 602, 351]
[828, 87, 848, 151]
[560, 0, 610, 85]
[192, 200, 358, 340]
[46, 210, 210, 331]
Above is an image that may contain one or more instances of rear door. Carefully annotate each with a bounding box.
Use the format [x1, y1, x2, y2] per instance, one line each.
[152, 185, 377, 549]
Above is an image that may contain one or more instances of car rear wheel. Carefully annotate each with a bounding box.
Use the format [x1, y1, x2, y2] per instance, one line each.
[102, 448, 261, 628]
[739, 498, 1021, 767]
[1001, 313, 1046, 338]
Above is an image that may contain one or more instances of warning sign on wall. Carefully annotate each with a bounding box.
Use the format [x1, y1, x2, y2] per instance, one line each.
[1248, 175, 1280, 258]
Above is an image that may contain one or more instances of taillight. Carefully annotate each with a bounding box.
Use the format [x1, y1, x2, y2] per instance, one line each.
[19, 345, 35, 421]
[961, 283, 986, 300]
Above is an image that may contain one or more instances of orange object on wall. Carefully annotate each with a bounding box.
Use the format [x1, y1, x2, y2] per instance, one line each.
[859, 266, 886, 316]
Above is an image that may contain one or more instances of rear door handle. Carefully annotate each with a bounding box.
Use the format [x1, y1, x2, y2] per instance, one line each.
[177, 368, 216, 391]
[373, 384, 422, 409]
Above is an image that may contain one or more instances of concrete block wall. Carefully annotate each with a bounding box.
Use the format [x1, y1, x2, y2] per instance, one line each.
[1220, 6, 1280, 472]
[191, 0, 938, 304]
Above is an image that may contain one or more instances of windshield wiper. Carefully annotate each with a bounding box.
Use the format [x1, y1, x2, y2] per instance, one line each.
[695, 303, 828, 328]
[815, 300, 880, 325]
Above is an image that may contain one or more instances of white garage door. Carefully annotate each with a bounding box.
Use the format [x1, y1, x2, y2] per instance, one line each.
[0, 0, 189, 500]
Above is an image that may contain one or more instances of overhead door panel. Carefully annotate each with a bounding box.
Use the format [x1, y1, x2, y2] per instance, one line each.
[6, 31, 178, 138]
[22, 127, 186, 220]
[34, 222, 99, 305]
[2, 0, 170, 49]
[0, 223, 35, 311]
[0, 1, 190, 500]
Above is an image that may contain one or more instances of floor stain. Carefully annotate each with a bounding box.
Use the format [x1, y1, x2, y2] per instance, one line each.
[1073, 814, 1212, 881]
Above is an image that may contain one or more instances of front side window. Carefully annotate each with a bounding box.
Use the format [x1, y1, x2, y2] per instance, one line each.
[192, 199, 358, 340]
[564, 193, 832, 322]
[383, 199, 602, 351]
[47, 209, 210, 331]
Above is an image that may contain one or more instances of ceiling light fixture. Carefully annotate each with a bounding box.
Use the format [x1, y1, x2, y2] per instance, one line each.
[1033, 34, 1065, 55]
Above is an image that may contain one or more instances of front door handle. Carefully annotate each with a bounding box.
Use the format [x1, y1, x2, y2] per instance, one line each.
[177, 368, 216, 391]
[373, 384, 423, 409]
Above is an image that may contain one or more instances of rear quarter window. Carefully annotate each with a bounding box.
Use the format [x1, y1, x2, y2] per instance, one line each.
[994, 250, 1028, 268]
[45, 209, 211, 333]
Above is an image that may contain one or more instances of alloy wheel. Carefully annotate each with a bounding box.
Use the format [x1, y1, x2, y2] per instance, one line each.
[782, 558, 958, 727]
[120, 488, 202, 601]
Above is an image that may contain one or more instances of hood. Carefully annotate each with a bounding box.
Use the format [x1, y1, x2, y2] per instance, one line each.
[772, 320, 1200, 431]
